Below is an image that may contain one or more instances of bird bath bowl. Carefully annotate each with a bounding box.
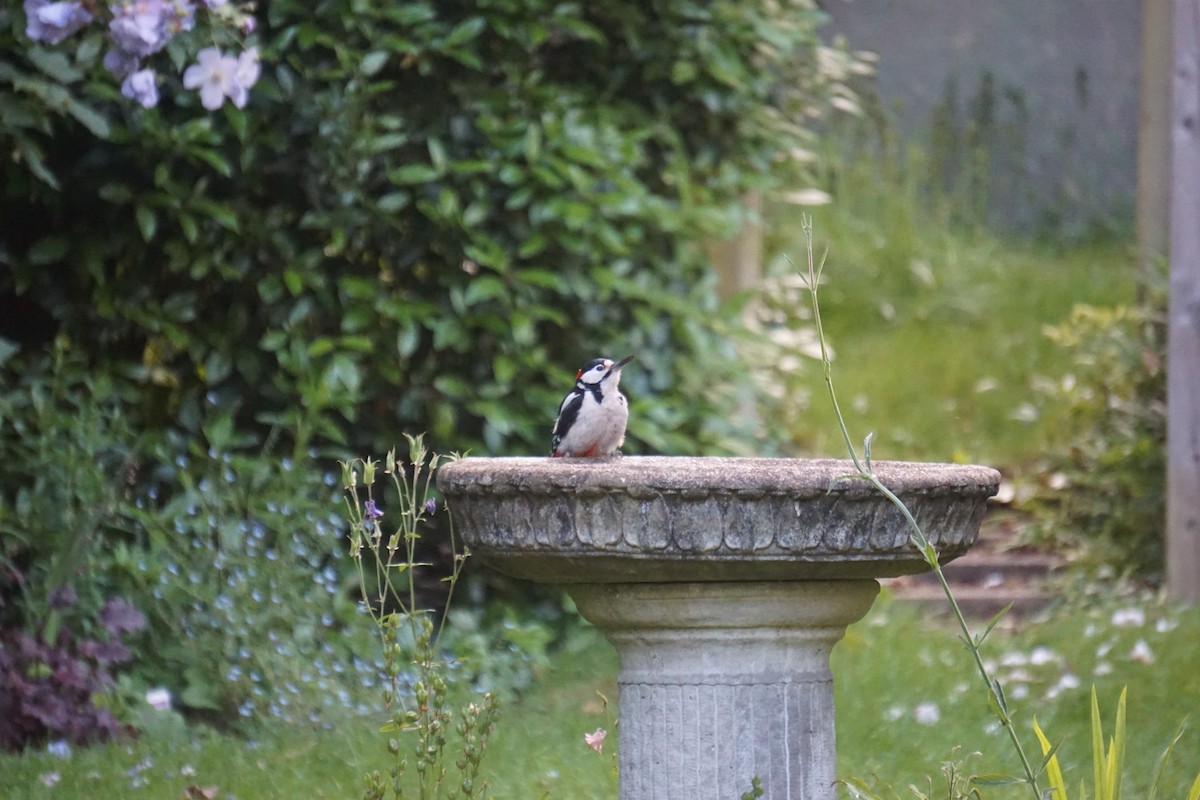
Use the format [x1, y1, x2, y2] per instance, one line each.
[438, 456, 1000, 800]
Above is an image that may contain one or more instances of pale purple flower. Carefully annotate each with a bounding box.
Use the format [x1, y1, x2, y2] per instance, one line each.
[24, 0, 93, 45]
[363, 499, 383, 521]
[121, 68, 159, 108]
[108, 1, 170, 56]
[108, 0, 194, 57]
[103, 48, 141, 79]
[46, 740, 72, 759]
[183, 46, 258, 110]
[424, 498, 438, 516]
[235, 46, 260, 90]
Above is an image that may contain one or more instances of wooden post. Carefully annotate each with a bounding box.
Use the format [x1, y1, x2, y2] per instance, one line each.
[1138, 0, 1172, 276]
[1166, 0, 1200, 603]
[706, 192, 763, 301]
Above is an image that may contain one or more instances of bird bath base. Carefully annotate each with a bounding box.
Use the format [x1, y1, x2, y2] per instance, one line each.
[439, 457, 999, 800]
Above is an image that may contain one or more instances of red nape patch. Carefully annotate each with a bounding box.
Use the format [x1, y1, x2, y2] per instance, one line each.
[575, 369, 583, 380]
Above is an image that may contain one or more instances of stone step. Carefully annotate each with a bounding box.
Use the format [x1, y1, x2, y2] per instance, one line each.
[881, 580, 1060, 620]
[882, 509, 1066, 618]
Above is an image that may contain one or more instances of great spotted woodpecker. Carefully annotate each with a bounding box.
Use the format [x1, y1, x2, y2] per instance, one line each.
[551, 355, 634, 457]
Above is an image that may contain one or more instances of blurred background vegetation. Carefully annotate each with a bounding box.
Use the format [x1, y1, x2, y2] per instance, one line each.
[0, 0, 1173, 780]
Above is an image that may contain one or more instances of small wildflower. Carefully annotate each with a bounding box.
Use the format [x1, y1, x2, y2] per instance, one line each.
[40, 771, 62, 788]
[1044, 673, 1081, 700]
[584, 727, 606, 753]
[46, 740, 72, 759]
[913, 702, 941, 726]
[145, 687, 171, 710]
[364, 500, 383, 520]
[1129, 639, 1155, 664]
[1029, 646, 1058, 666]
[1110, 607, 1145, 627]
[999, 650, 1028, 667]
[424, 498, 438, 516]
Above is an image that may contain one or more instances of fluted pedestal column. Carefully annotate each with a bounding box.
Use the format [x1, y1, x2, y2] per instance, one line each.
[571, 580, 879, 800]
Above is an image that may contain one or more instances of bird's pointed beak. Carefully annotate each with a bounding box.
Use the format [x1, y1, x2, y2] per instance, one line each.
[613, 355, 635, 370]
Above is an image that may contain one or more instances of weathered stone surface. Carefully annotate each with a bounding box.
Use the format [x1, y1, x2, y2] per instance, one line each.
[440, 455, 997, 800]
[438, 456, 1000, 582]
[573, 580, 880, 800]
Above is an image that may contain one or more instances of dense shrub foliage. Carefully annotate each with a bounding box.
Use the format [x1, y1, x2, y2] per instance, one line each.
[1, 0, 847, 729]
[1025, 278, 1167, 578]
[2, 0, 836, 458]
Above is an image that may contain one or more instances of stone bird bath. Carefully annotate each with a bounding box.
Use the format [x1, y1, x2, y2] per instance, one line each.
[438, 457, 1000, 800]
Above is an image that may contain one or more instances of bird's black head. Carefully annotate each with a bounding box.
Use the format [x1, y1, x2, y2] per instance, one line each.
[575, 355, 634, 386]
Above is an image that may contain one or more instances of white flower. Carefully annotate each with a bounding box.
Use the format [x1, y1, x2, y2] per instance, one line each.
[1029, 646, 1058, 666]
[913, 702, 941, 726]
[145, 687, 172, 710]
[1111, 607, 1145, 627]
[1094, 661, 1113, 676]
[1000, 650, 1028, 667]
[40, 772, 61, 788]
[1129, 639, 1155, 664]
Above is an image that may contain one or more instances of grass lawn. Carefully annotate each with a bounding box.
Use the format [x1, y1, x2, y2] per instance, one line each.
[766, 173, 1137, 469]
[5, 596, 1197, 799]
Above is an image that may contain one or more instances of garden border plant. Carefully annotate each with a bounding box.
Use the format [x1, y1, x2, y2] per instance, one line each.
[342, 434, 500, 800]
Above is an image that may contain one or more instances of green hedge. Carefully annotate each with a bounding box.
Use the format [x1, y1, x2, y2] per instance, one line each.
[1, 0, 841, 723]
[2, 0, 833, 459]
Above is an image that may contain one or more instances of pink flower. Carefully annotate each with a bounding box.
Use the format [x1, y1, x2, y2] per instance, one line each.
[584, 727, 606, 753]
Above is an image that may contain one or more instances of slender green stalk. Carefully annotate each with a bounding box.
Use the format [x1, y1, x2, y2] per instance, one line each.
[798, 216, 1043, 800]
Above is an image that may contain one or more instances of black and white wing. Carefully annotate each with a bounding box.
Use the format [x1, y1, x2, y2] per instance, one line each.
[551, 389, 584, 455]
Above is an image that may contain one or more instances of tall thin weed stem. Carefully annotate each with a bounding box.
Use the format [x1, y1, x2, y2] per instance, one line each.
[796, 216, 1043, 800]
